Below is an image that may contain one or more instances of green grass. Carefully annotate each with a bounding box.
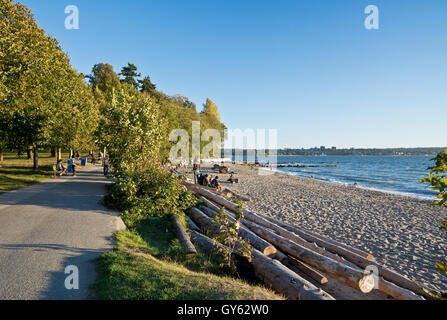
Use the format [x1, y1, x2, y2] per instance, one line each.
[0, 151, 90, 194]
[92, 217, 284, 300]
[0, 152, 57, 194]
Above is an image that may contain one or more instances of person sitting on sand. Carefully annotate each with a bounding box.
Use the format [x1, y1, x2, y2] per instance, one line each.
[354, 182, 359, 187]
[202, 174, 210, 186]
[228, 174, 239, 184]
[211, 176, 222, 191]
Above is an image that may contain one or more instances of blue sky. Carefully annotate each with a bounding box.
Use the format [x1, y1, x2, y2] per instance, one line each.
[19, 0, 447, 148]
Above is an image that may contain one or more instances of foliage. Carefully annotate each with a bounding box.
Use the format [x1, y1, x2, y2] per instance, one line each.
[96, 86, 166, 172]
[211, 202, 252, 273]
[0, 0, 100, 166]
[138, 76, 156, 94]
[420, 149, 447, 207]
[420, 149, 447, 280]
[104, 168, 197, 224]
[86, 63, 121, 93]
[119, 62, 141, 90]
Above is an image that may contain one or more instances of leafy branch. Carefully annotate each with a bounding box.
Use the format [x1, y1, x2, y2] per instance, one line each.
[212, 202, 252, 274]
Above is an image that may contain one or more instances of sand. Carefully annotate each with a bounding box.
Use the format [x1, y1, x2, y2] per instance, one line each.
[190, 163, 447, 293]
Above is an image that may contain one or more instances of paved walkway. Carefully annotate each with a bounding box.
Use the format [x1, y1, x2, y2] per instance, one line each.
[0, 165, 126, 300]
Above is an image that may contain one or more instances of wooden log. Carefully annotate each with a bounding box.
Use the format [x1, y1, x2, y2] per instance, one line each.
[258, 213, 375, 261]
[185, 215, 200, 232]
[188, 186, 430, 299]
[186, 207, 276, 257]
[189, 230, 335, 300]
[274, 250, 290, 265]
[170, 214, 197, 256]
[241, 219, 375, 293]
[243, 221, 425, 300]
[287, 256, 328, 285]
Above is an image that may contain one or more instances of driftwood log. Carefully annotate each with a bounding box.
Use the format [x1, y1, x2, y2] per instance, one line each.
[241, 219, 375, 293]
[188, 186, 429, 299]
[170, 214, 197, 256]
[287, 256, 328, 285]
[185, 215, 200, 232]
[186, 207, 277, 257]
[189, 230, 335, 300]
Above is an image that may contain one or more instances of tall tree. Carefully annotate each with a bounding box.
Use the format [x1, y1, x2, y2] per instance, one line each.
[138, 76, 156, 94]
[201, 98, 221, 122]
[86, 63, 121, 92]
[119, 63, 140, 90]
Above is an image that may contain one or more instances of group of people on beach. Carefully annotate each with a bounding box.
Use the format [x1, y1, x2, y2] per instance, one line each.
[197, 173, 222, 191]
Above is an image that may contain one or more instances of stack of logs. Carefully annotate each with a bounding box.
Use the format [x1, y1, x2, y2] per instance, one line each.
[172, 184, 433, 300]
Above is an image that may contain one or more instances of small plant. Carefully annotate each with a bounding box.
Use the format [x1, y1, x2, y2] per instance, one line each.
[212, 202, 252, 274]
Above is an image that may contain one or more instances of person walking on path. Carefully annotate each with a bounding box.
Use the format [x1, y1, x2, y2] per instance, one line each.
[193, 156, 200, 184]
[71, 155, 77, 176]
[103, 156, 109, 176]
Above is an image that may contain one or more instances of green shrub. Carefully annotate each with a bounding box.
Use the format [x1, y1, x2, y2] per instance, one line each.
[104, 167, 196, 225]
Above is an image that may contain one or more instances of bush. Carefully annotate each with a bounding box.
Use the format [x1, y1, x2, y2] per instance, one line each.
[104, 167, 196, 225]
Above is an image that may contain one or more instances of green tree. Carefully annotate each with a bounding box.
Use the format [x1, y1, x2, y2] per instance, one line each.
[86, 63, 121, 93]
[201, 98, 221, 122]
[138, 76, 156, 94]
[96, 86, 166, 173]
[119, 63, 141, 90]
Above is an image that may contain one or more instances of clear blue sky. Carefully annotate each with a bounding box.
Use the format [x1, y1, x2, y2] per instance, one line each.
[19, 0, 447, 148]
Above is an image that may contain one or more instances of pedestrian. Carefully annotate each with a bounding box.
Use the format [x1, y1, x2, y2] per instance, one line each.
[103, 156, 109, 176]
[71, 154, 77, 176]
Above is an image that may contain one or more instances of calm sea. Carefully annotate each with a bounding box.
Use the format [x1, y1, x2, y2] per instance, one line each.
[234, 155, 438, 200]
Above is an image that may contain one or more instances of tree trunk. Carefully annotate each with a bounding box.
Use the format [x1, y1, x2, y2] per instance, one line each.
[189, 230, 334, 300]
[51, 147, 56, 158]
[27, 146, 32, 159]
[170, 214, 197, 256]
[185, 215, 201, 232]
[33, 145, 38, 170]
[57, 148, 62, 161]
[0, 148, 3, 162]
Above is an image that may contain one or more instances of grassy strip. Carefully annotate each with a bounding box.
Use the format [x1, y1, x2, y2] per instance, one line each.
[0, 152, 58, 194]
[92, 217, 283, 300]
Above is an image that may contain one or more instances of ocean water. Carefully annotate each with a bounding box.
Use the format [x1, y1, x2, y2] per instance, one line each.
[235, 155, 438, 200]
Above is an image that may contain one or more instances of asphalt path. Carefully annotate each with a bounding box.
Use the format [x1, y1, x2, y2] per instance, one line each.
[0, 164, 125, 300]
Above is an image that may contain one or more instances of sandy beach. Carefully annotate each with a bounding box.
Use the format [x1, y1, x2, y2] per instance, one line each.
[190, 163, 447, 293]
